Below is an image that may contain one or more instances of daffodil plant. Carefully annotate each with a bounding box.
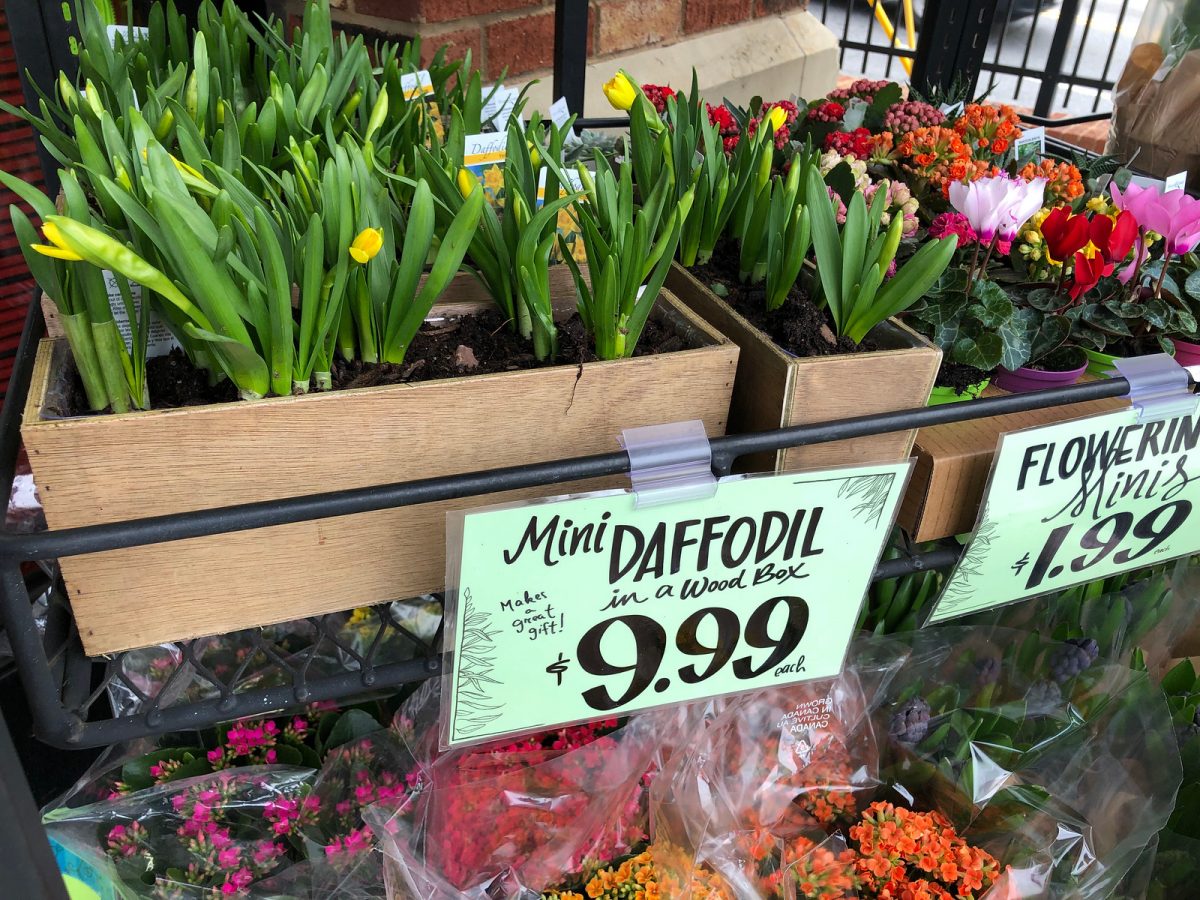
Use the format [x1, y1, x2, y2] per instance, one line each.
[415, 113, 577, 361]
[558, 153, 693, 359]
[806, 166, 959, 344]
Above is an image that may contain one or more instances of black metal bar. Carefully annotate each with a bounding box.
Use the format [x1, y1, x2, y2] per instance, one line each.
[983, 61, 1117, 94]
[0, 375, 1135, 561]
[552, 0, 589, 120]
[1033, 0, 1082, 117]
[1018, 111, 1112, 128]
[911, 0, 999, 98]
[0, 709, 67, 900]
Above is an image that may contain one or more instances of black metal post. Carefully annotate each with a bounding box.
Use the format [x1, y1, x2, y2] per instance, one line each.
[552, 0, 589, 119]
[6, 0, 80, 194]
[911, 0, 999, 99]
[1033, 0, 1082, 118]
[0, 709, 68, 899]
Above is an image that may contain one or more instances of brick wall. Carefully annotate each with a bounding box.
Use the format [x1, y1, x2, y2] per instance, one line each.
[321, 0, 808, 79]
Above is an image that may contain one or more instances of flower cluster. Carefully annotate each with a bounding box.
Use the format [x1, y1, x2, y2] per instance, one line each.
[790, 839, 859, 900]
[827, 78, 891, 104]
[895, 126, 987, 197]
[808, 101, 847, 124]
[707, 103, 740, 154]
[848, 801, 1002, 899]
[1019, 158, 1085, 203]
[824, 127, 874, 159]
[641, 83, 676, 115]
[882, 100, 946, 134]
[953, 102, 1022, 162]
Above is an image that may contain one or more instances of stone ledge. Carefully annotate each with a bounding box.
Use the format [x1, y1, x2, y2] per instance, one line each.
[517, 9, 838, 116]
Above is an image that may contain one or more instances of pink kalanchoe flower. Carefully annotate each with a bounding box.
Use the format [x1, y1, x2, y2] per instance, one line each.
[928, 212, 979, 246]
[1112, 181, 1200, 255]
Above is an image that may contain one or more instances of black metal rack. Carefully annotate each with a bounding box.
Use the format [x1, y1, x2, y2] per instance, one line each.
[0, 290, 1138, 750]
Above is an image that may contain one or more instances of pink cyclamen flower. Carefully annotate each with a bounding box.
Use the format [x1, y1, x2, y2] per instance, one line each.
[950, 175, 1045, 243]
[1111, 180, 1200, 255]
[999, 177, 1047, 240]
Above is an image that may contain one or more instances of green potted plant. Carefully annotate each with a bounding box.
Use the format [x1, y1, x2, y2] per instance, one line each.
[6, 1, 739, 655]
[615, 73, 954, 472]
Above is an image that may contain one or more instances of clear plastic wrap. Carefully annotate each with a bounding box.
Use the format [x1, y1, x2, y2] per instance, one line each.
[649, 653, 906, 899]
[876, 627, 1181, 898]
[44, 766, 316, 897]
[365, 680, 670, 897]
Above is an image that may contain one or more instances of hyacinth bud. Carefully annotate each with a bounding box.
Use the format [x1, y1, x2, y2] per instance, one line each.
[889, 697, 931, 744]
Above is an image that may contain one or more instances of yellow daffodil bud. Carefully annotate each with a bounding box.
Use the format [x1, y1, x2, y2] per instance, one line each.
[602, 72, 637, 111]
[527, 140, 542, 169]
[349, 228, 384, 264]
[457, 168, 478, 199]
[31, 222, 84, 261]
[765, 106, 788, 135]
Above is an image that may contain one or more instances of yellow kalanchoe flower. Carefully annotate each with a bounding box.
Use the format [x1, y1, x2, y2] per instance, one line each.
[349, 228, 384, 264]
[457, 167, 478, 199]
[31, 222, 83, 261]
[602, 72, 637, 111]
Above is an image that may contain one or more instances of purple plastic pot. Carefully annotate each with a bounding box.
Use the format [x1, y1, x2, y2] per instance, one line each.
[993, 361, 1087, 393]
[1173, 337, 1200, 368]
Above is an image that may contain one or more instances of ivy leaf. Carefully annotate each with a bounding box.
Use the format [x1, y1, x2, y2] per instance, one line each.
[971, 281, 1016, 328]
[954, 332, 1004, 370]
[998, 309, 1036, 370]
[1025, 287, 1062, 312]
[1186, 268, 1200, 302]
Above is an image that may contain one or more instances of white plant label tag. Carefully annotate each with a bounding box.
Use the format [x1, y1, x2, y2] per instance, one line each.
[104, 271, 179, 358]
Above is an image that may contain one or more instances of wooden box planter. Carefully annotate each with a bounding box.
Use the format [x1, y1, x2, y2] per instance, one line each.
[666, 263, 941, 474]
[898, 382, 1129, 542]
[23, 289, 738, 655]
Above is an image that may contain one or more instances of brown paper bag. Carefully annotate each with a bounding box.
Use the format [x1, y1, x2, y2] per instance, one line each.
[1108, 43, 1200, 190]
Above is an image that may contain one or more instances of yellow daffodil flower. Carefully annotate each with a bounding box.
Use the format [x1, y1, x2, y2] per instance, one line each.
[527, 140, 542, 169]
[765, 106, 788, 134]
[602, 72, 637, 111]
[349, 228, 384, 264]
[457, 168, 478, 199]
[31, 221, 83, 261]
[140, 148, 208, 182]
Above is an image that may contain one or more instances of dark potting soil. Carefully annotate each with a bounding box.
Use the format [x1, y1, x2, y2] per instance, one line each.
[330, 309, 683, 390]
[688, 239, 875, 358]
[56, 310, 686, 416]
[936, 361, 992, 395]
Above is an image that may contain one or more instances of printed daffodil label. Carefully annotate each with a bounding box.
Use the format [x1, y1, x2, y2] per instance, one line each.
[442, 463, 910, 748]
[463, 133, 507, 207]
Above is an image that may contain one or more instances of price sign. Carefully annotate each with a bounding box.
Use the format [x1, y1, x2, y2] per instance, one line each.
[442, 463, 910, 748]
[927, 404, 1200, 624]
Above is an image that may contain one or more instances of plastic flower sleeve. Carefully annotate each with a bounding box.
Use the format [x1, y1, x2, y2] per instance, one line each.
[43, 767, 316, 897]
[650, 652, 907, 899]
[876, 626, 1181, 898]
[365, 682, 671, 897]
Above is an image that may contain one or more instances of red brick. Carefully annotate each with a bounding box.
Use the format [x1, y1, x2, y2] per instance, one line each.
[354, 0, 540, 25]
[596, 0, 680, 54]
[485, 8, 593, 78]
[754, 0, 805, 15]
[684, 0, 751, 33]
[421, 25, 484, 66]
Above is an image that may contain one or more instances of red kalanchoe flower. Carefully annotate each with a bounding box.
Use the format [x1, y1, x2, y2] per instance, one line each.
[641, 83, 676, 115]
[707, 102, 741, 154]
[809, 101, 846, 123]
[824, 127, 874, 158]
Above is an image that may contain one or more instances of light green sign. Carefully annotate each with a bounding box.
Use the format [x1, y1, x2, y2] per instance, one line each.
[928, 404, 1200, 624]
[442, 463, 911, 748]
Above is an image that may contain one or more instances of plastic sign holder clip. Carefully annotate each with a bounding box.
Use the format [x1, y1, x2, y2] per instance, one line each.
[1111, 354, 1200, 423]
[619, 420, 718, 509]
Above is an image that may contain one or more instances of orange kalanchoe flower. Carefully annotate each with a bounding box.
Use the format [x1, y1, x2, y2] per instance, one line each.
[1019, 158, 1085, 203]
[953, 103, 1023, 163]
[894, 126, 978, 198]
